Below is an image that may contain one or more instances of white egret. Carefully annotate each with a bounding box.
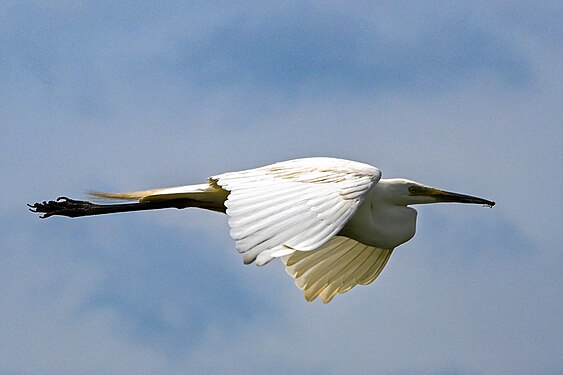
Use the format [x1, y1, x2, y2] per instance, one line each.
[29, 157, 495, 303]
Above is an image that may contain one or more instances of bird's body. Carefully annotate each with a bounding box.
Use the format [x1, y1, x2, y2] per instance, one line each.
[30, 157, 495, 303]
[339, 180, 418, 249]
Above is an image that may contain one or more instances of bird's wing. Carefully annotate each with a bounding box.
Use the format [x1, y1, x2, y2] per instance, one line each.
[282, 236, 393, 303]
[213, 157, 381, 265]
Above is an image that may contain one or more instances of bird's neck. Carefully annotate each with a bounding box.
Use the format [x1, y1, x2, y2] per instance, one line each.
[339, 185, 417, 249]
[371, 200, 417, 248]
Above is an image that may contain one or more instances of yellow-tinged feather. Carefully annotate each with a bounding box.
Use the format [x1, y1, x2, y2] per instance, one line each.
[89, 189, 161, 201]
[284, 236, 393, 303]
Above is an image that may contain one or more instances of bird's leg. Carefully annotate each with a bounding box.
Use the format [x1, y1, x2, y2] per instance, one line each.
[28, 197, 191, 218]
[28, 196, 226, 218]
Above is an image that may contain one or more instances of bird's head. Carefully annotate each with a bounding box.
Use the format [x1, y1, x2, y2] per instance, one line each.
[379, 179, 495, 207]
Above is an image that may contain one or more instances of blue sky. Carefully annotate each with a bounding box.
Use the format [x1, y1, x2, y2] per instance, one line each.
[1, 1, 561, 374]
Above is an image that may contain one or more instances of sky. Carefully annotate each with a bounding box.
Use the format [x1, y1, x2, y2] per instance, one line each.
[1, 1, 562, 374]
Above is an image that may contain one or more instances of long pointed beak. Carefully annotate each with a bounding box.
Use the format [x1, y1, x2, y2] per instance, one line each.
[430, 189, 495, 207]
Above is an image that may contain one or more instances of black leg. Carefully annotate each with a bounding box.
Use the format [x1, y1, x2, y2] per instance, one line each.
[28, 196, 226, 218]
[28, 197, 103, 218]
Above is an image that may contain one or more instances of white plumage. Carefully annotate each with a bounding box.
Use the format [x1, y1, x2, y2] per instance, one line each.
[283, 237, 392, 302]
[52, 157, 494, 303]
[214, 158, 381, 267]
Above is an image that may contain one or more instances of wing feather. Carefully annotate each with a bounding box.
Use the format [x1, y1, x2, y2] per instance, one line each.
[302, 242, 365, 300]
[318, 248, 374, 302]
[283, 236, 393, 303]
[226, 187, 313, 218]
[214, 157, 381, 265]
[357, 250, 393, 285]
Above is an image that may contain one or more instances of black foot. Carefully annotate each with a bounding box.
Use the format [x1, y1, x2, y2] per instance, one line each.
[28, 197, 94, 218]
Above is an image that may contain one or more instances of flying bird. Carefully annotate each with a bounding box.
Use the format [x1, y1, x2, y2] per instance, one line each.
[29, 157, 495, 303]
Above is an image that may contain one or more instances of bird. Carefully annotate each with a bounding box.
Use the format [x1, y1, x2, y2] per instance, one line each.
[29, 157, 495, 303]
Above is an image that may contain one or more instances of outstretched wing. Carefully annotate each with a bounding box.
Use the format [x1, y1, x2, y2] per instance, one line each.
[283, 236, 393, 303]
[213, 157, 381, 265]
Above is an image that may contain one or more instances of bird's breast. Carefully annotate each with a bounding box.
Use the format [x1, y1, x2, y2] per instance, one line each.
[339, 201, 417, 249]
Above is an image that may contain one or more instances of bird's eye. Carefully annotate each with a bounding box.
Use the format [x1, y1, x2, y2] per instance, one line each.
[408, 186, 418, 194]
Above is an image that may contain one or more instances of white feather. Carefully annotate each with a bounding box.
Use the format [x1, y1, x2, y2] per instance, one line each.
[283, 236, 393, 303]
[213, 157, 381, 264]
